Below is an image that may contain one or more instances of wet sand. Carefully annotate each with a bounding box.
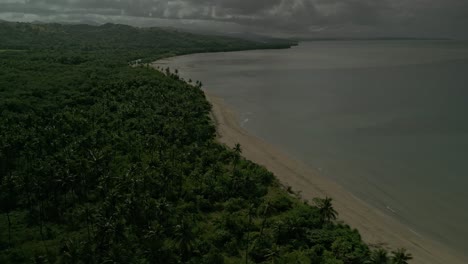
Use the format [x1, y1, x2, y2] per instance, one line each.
[205, 91, 466, 264]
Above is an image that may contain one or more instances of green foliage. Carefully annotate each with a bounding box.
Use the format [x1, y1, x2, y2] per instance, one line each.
[0, 21, 407, 263]
[0, 21, 294, 64]
[314, 197, 338, 225]
[369, 248, 390, 264]
[391, 248, 413, 264]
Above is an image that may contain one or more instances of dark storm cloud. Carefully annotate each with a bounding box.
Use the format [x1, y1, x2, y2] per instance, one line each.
[1, 0, 467, 38]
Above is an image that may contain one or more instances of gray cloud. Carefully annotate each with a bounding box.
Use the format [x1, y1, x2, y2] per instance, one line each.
[1, 0, 467, 38]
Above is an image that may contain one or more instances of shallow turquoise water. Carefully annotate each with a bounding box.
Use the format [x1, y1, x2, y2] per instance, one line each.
[164, 41, 468, 257]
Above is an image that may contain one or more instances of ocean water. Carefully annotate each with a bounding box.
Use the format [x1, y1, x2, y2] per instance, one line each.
[162, 41, 468, 257]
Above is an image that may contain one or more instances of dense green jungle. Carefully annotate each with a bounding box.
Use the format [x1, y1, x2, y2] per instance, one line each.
[0, 21, 411, 264]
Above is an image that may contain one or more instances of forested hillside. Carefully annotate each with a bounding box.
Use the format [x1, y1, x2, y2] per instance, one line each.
[0, 21, 293, 63]
[0, 22, 410, 263]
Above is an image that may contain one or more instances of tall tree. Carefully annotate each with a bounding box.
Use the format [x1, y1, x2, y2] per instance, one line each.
[231, 143, 242, 191]
[175, 218, 195, 262]
[370, 248, 390, 264]
[391, 248, 412, 264]
[314, 196, 338, 224]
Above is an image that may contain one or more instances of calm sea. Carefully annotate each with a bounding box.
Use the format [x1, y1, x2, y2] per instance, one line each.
[163, 41, 468, 257]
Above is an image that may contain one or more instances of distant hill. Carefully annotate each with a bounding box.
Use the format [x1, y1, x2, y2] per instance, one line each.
[0, 21, 296, 62]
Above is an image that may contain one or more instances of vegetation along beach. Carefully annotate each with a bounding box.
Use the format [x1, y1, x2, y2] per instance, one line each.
[1, 2, 468, 262]
[0, 21, 408, 263]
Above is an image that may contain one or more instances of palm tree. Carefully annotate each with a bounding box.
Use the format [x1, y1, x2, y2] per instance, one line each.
[391, 248, 412, 264]
[233, 143, 242, 156]
[314, 196, 337, 224]
[265, 244, 280, 264]
[175, 219, 195, 261]
[232, 143, 242, 168]
[245, 203, 255, 264]
[231, 143, 242, 190]
[369, 248, 390, 264]
[260, 202, 271, 236]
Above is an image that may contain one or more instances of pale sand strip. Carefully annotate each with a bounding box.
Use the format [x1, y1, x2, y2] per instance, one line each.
[205, 91, 467, 264]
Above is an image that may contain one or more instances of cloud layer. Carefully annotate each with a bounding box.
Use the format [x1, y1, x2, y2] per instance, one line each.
[1, 0, 467, 38]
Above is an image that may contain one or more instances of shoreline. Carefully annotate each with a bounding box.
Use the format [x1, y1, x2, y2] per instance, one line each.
[204, 91, 466, 264]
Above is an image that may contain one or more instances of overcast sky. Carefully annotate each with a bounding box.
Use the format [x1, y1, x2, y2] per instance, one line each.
[1, 0, 467, 38]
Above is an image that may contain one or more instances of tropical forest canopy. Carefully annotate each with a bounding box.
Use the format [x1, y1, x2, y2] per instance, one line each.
[0, 21, 410, 263]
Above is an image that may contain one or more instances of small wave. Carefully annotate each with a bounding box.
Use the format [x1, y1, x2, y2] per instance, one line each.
[408, 227, 423, 237]
[386, 205, 397, 214]
[241, 118, 249, 127]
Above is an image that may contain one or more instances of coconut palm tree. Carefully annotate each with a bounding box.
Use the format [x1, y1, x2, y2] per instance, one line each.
[175, 219, 195, 261]
[314, 196, 338, 224]
[260, 202, 275, 236]
[391, 248, 412, 264]
[245, 203, 256, 264]
[369, 248, 390, 264]
[233, 143, 242, 156]
[265, 244, 281, 264]
[231, 143, 242, 191]
[232, 143, 242, 169]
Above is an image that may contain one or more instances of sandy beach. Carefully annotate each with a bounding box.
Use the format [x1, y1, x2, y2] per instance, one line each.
[205, 91, 466, 264]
